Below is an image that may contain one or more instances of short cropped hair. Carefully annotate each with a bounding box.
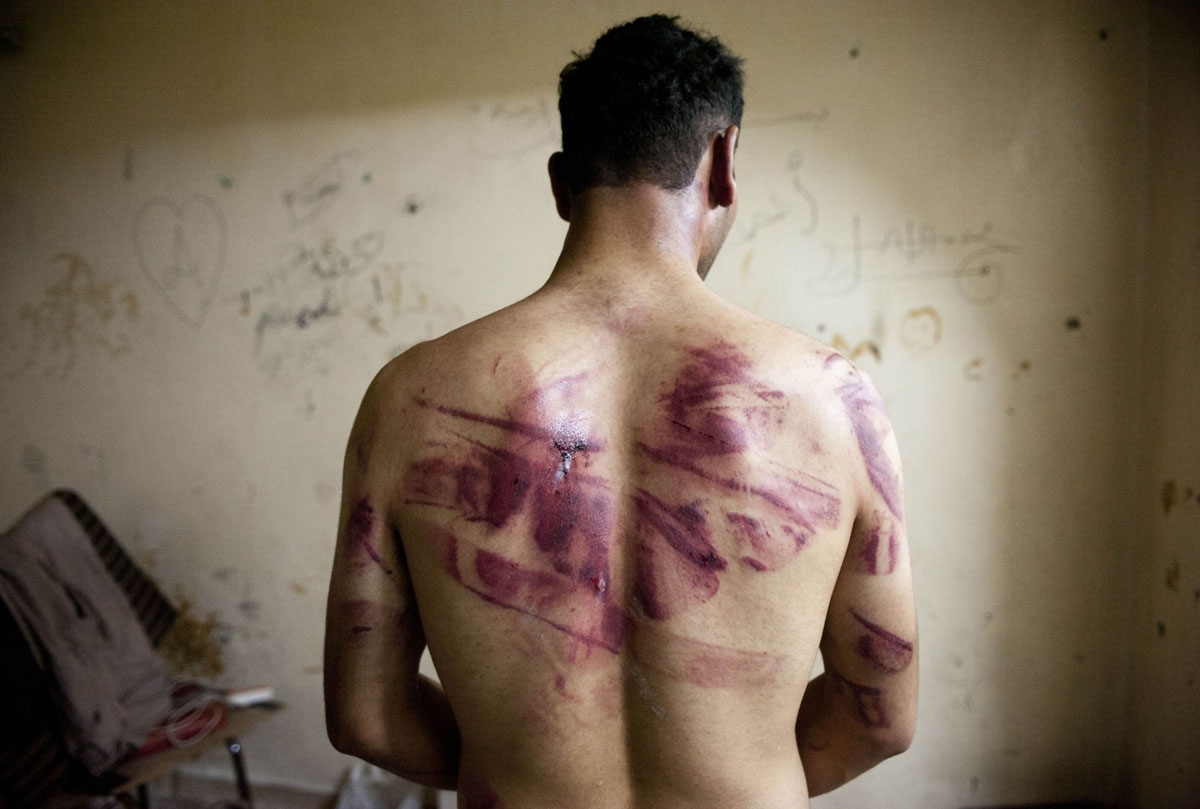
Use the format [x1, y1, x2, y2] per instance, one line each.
[557, 15, 745, 194]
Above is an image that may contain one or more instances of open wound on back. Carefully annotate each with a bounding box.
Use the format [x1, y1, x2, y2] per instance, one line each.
[403, 343, 840, 681]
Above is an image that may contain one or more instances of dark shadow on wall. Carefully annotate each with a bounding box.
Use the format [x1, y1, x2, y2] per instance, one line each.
[0, 0, 638, 162]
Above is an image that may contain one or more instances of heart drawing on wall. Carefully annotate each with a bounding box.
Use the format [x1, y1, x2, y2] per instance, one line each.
[133, 195, 227, 327]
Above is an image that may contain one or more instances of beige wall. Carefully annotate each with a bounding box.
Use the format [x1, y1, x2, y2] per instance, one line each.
[1121, 1, 1200, 806]
[0, 1, 1189, 805]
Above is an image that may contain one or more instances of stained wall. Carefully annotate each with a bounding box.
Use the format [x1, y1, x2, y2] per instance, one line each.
[1120, 1, 1200, 806]
[0, 1, 1179, 805]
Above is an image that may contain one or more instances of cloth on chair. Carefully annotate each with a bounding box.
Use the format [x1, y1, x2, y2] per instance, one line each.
[0, 496, 173, 777]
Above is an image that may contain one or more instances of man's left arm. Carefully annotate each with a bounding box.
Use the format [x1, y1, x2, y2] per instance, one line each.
[323, 377, 460, 789]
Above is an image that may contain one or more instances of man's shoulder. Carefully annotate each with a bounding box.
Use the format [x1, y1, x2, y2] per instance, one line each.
[357, 308, 526, 419]
[370, 312, 507, 386]
[366, 296, 871, 412]
[718, 312, 850, 388]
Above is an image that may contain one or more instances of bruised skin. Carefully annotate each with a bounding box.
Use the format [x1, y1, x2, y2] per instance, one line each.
[403, 342, 843, 683]
[850, 609, 914, 674]
[824, 354, 904, 523]
[404, 427, 614, 600]
[636, 342, 841, 583]
[332, 598, 411, 644]
[827, 663, 891, 729]
[631, 489, 726, 620]
[345, 497, 394, 575]
[807, 356, 914, 736]
[428, 525, 628, 654]
[850, 515, 900, 576]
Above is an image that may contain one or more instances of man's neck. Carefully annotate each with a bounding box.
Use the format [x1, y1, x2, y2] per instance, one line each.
[543, 182, 710, 293]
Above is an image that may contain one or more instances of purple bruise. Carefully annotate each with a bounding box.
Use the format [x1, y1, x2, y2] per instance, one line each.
[856, 524, 899, 576]
[858, 528, 879, 574]
[346, 497, 375, 547]
[829, 667, 891, 729]
[408, 346, 840, 650]
[472, 548, 563, 604]
[474, 548, 522, 599]
[850, 609, 914, 673]
[404, 443, 534, 529]
[599, 602, 631, 649]
[727, 513, 796, 572]
[655, 342, 777, 459]
[825, 358, 904, 522]
[483, 446, 535, 527]
[416, 392, 606, 452]
[635, 441, 838, 543]
[727, 512, 764, 538]
[346, 497, 393, 575]
[634, 489, 726, 572]
[633, 543, 668, 621]
[420, 399, 555, 441]
[463, 582, 622, 654]
[533, 485, 581, 554]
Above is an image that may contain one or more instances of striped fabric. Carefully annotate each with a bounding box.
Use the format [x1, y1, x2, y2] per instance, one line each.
[50, 490, 177, 644]
[0, 490, 178, 808]
[0, 732, 71, 809]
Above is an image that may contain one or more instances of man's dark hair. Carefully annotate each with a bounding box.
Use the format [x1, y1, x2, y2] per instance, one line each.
[557, 14, 744, 194]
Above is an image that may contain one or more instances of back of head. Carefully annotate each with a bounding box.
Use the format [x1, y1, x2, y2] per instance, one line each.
[557, 15, 745, 195]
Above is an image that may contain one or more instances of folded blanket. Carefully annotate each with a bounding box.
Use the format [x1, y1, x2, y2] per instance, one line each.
[0, 496, 173, 776]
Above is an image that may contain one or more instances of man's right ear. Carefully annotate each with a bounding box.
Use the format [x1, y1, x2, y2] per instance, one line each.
[708, 125, 738, 210]
[548, 152, 571, 222]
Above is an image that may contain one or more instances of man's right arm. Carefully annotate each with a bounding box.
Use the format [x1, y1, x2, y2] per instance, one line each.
[324, 366, 461, 789]
[795, 366, 918, 794]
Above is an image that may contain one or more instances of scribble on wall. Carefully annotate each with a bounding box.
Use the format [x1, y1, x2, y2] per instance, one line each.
[234, 231, 461, 378]
[786, 150, 819, 236]
[6, 253, 138, 378]
[952, 244, 1017, 305]
[283, 151, 358, 227]
[469, 96, 558, 157]
[737, 149, 818, 244]
[240, 230, 383, 377]
[729, 120, 1020, 304]
[739, 194, 792, 243]
[811, 216, 863, 297]
[133, 195, 227, 327]
[809, 216, 1020, 304]
[241, 230, 385, 305]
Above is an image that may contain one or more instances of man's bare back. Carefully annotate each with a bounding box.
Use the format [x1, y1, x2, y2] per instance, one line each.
[325, 16, 916, 808]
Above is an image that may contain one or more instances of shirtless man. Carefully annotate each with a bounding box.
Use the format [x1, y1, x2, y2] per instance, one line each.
[324, 15, 917, 808]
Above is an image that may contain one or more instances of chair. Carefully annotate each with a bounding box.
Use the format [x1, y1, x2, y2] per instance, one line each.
[0, 490, 274, 809]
